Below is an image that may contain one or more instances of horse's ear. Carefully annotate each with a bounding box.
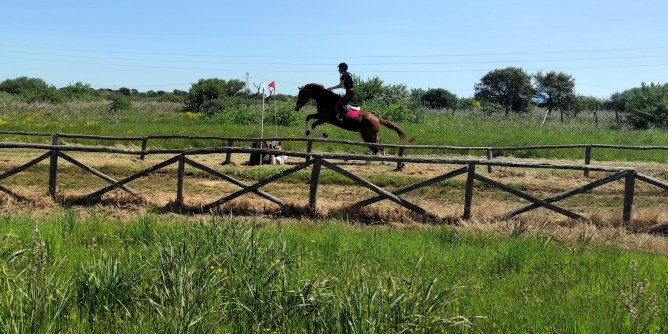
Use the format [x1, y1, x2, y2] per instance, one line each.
[298, 86, 303, 91]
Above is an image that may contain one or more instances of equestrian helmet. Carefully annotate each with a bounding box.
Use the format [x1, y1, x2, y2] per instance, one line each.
[338, 62, 348, 71]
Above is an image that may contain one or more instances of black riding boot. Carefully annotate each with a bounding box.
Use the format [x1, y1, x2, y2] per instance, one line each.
[336, 107, 344, 121]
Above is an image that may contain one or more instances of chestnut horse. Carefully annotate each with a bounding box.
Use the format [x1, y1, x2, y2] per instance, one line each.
[294, 83, 414, 155]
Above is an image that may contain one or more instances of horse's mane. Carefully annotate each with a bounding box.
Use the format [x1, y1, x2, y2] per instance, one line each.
[302, 83, 325, 90]
[300, 83, 340, 101]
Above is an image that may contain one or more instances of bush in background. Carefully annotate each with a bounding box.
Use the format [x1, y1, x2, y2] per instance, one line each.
[107, 94, 131, 113]
[0, 76, 62, 103]
[625, 82, 668, 129]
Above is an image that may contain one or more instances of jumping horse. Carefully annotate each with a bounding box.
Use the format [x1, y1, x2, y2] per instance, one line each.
[294, 83, 414, 156]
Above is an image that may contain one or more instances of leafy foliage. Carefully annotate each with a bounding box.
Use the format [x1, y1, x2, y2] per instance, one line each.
[363, 100, 417, 123]
[605, 89, 635, 112]
[534, 71, 576, 124]
[474, 67, 533, 115]
[58, 82, 101, 102]
[200, 98, 227, 117]
[0, 76, 63, 103]
[568, 95, 602, 118]
[625, 82, 668, 129]
[534, 71, 575, 112]
[353, 75, 384, 103]
[184, 78, 246, 112]
[354, 76, 422, 123]
[421, 88, 458, 110]
[457, 97, 479, 111]
[209, 99, 301, 126]
[107, 94, 131, 113]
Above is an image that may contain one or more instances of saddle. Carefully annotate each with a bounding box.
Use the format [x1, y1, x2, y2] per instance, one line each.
[345, 103, 360, 111]
[342, 104, 361, 119]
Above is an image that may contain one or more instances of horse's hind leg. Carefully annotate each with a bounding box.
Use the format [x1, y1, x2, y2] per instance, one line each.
[362, 135, 384, 165]
[372, 139, 387, 165]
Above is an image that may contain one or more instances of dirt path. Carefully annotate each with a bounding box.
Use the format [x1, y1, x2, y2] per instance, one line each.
[1, 148, 667, 253]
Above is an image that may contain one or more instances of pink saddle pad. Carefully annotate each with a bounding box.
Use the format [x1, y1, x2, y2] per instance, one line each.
[345, 108, 360, 118]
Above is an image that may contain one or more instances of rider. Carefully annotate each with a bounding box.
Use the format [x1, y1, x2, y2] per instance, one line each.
[327, 62, 355, 122]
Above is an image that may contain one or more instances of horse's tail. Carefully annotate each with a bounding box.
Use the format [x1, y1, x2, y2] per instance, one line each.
[378, 118, 415, 143]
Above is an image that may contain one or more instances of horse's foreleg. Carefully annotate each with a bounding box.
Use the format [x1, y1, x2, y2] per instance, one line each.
[304, 113, 319, 136]
[311, 119, 328, 138]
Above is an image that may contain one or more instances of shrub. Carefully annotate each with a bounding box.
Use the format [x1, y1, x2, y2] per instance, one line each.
[208, 100, 300, 127]
[362, 100, 419, 123]
[59, 81, 100, 102]
[200, 99, 226, 117]
[0, 76, 63, 103]
[185, 78, 245, 112]
[107, 94, 132, 113]
[625, 82, 668, 129]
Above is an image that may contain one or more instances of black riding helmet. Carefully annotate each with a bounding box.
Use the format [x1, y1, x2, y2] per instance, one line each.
[338, 62, 348, 71]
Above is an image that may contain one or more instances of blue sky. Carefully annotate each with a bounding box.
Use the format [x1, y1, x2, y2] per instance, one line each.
[2, 0, 667, 99]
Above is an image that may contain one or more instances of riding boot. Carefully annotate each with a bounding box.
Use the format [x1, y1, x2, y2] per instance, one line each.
[336, 108, 344, 122]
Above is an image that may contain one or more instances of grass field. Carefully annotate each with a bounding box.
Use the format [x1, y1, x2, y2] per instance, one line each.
[0, 212, 666, 333]
[0, 100, 667, 332]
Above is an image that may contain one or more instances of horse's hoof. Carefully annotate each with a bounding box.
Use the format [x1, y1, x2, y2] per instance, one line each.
[305, 131, 311, 136]
[323, 133, 329, 138]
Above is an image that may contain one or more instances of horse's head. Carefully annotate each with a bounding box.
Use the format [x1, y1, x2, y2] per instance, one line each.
[294, 83, 327, 111]
[294, 86, 309, 111]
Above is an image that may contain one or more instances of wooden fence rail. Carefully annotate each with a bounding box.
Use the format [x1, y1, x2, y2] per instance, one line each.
[3, 131, 668, 174]
[0, 141, 665, 225]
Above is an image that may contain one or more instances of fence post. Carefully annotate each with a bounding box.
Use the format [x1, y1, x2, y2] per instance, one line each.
[140, 136, 148, 160]
[623, 170, 635, 225]
[486, 148, 493, 173]
[305, 140, 313, 163]
[463, 163, 476, 220]
[395, 147, 405, 171]
[48, 134, 59, 199]
[223, 139, 234, 164]
[308, 158, 322, 212]
[176, 154, 185, 206]
[583, 145, 592, 177]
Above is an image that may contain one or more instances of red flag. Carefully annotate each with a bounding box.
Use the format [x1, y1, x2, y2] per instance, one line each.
[268, 81, 276, 91]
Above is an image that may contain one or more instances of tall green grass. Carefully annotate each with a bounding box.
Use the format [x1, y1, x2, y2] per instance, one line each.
[0, 212, 665, 333]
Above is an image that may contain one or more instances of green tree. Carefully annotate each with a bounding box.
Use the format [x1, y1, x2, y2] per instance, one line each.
[118, 87, 132, 96]
[534, 71, 575, 125]
[605, 89, 637, 126]
[625, 82, 668, 129]
[185, 78, 245, 112]
[421, 88, 458, 112]
[474, 67, 533, 116]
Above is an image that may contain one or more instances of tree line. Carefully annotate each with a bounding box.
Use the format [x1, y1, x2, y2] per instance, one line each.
[1, 69, 667, 128]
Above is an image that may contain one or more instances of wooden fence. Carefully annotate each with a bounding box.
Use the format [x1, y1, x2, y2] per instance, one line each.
[1, 139, 668, 225]
[3, 131, 668, 175]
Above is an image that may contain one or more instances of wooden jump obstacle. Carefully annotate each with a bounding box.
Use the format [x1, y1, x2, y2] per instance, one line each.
[1, 140, 667, 225]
